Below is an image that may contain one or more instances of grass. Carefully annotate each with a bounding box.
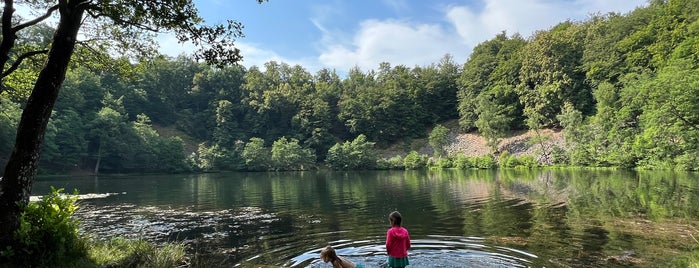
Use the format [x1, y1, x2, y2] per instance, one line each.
[87, 237, 187, 268]
[1, 237, 189, 268]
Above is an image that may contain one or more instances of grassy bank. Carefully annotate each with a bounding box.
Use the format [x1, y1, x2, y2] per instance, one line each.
[0, 188, 187, 268]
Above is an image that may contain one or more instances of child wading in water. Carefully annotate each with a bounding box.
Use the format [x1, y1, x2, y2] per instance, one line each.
[386, 210, 411, 267]
[320, 246, 362, 268]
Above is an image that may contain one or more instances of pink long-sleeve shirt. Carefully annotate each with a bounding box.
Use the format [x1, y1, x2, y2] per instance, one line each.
[386, 226, 411, 258]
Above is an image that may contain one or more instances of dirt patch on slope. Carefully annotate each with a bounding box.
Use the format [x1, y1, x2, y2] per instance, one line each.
[380, 126, 566, 162]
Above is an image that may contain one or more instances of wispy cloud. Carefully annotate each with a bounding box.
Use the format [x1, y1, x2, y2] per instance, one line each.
[316, 0, 646, 73]
[157, 34, 318, 71]
[382, 0, 411, 14]
[318, 19, 466, 71]
[158, 0, 647, 74]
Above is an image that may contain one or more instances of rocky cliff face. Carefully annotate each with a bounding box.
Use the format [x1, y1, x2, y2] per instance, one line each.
[381, 128, 567, 164]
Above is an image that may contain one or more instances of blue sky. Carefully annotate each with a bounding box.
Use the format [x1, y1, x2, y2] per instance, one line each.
[161, 0, 647, 74]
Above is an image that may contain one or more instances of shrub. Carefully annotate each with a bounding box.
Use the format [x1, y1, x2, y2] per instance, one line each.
[1, 187, 86, 266]
[498, 150, 512, 167]
[271, 137, 316, 171]
[326, 134, 378, 170]
[518, 155, 539, 168]
[387, 155, 405, 170]
[473, 155, 496, 169]
[549, 145, 569, 165]
[436, 157, 453, 168]
[404, 151, 428, 170]
[453, 154, 473, 169]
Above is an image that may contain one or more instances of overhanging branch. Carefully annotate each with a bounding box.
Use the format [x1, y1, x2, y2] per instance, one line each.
[1, 50, 48, 78]
[13, 4, 60, 33]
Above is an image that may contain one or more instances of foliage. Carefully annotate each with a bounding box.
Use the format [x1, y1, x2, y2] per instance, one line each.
[387, 155, 406, 170]
[428, 124, 450, 157]
[473, 155, 497, 169]
[403, 151, 428, 170]
[325, 134, 378, 170]
[0, 188, 84, 266]
[1, 0, 698, 175]
[242, 137, 271, 171]
[453, 154, 474, 169]
[270, 137, 316, 171]
[192, 141, 245, 172]
[87, 237, 186, 268]
[0, 188, 188, 267]
[0, 95, 21, 167]
[435, 157, 453, 169]
[457, 32, 526, 132]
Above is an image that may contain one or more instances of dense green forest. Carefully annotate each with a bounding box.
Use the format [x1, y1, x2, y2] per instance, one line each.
[1, 0, 697, 173]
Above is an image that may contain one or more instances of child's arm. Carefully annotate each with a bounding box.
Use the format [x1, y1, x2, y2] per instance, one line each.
[406, 229, 411, 250]
[385, 231, 392, 253]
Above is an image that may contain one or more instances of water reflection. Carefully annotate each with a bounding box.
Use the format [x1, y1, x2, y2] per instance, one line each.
[32, 169, 699, 267]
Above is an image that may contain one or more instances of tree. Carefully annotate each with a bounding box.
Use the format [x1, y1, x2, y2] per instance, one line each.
[428, 124, 450, 157]
[0, 0, 263, 248]
[270, 137, 315, 171]
[517, 22, 591, 126]
[634, 59, 699, 169]
[242, 137, 271, 171]
[457, 32, 526, 132]
[325, 134, 377, 170]
[475, 93, 511, 154]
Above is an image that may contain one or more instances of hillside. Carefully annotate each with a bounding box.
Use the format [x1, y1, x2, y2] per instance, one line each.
[380, 121, 566, 163]
[154, 121, 567, 164]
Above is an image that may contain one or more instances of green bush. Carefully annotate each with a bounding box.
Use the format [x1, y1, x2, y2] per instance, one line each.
[0, 188, 188, 268]
[326, 134, 378, 170]
[473, 155, 496, 169]
[1, 187, 86, 266]
[498, 151, 512, 167]
[453, 154, 473, 169]
[518, 155, 539, 168]
[404, 151, 428, 170]
[436, 157, 453, 168]
[675, 152, 699, 171]
[549, 145, 569, 165]
[387, 155, 405, 170]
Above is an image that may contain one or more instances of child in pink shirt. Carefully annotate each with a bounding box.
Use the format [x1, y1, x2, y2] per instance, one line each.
[386, 211, 410, 267]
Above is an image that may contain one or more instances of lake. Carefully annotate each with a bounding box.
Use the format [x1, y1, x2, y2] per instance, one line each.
[33, 169, 699, 267]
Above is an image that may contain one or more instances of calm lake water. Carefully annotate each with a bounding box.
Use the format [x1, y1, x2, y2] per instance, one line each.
[33, 169, 699, 267]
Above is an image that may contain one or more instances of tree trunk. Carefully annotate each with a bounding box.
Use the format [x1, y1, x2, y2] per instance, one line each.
[94, 139, 101, 174]
[0, 3, 84, 248]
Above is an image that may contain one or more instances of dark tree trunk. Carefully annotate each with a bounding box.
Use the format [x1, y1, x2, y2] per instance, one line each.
[0, 3, 84, 248]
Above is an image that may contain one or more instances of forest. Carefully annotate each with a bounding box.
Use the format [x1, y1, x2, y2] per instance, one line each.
[1, 0, 697, 174]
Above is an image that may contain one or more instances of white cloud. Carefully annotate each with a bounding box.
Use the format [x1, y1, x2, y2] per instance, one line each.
[157, 33, 318, 71]
[157, 0, 648, 74]
[382, 0, 411, 13]
[447, 0, 647, 44]
[157, 33, 198, 58]
[235, 42, 319, 71]
[318, 19, 467, 72]
[317, 0, 647, 73]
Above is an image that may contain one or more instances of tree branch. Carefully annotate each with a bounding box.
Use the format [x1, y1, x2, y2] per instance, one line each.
[13, 4, 60, 33]
[669, 103, 699, 132]
[1, 50, 49, 78]
[0, 0, 17, 94]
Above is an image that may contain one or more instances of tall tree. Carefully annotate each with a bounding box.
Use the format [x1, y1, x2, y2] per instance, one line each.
[517, 22, 591, 127]
[0, 0, 261, 248]
[428, 124, 450, 157]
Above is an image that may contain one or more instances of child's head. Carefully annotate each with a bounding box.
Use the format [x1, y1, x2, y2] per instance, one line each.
[320, 245, 339, 263]
[389, 210, 402, 226]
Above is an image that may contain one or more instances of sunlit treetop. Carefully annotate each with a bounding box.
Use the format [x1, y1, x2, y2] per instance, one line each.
[0, 0, 266, 94]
